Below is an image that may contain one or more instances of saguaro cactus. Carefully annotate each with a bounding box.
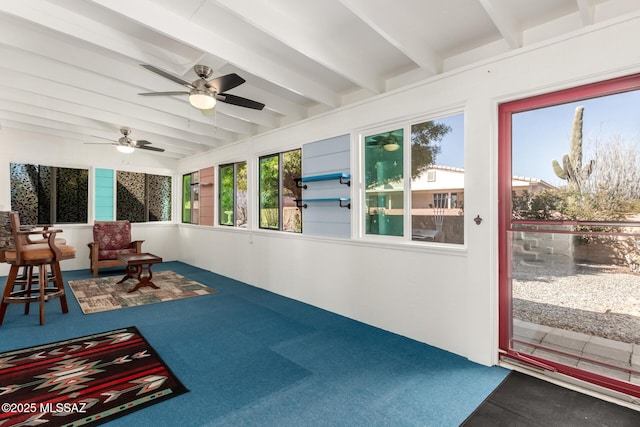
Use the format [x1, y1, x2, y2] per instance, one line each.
[551, 106, 595, 193]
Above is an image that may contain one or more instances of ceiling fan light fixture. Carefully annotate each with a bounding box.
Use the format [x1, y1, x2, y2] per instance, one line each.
[116, 145, 135, 154]
[381, 133, 400, 151]
[189, 90, 216, 110]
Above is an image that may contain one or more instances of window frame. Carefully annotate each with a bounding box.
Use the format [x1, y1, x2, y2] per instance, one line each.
[10, 163, 89, 225]
[116, 171, 171, 223]
[362, 126, 406, 239]
[181, 171, 200, 224]
[358, 111, 465, 245]
[218, 161, 247, 227]
[498, 72, 640, 400]
[258, 149, 302, 233]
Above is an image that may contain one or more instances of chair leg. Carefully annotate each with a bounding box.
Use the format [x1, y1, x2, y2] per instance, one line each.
[1, 262, 68, 326]
[51, 262, 68, 314]
[39, 264, 46, 325]
[24, 266, 34, 315]
[0, 265, 20, 326]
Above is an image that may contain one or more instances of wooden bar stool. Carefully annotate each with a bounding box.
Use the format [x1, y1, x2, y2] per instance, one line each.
[0, 212, 76, 325]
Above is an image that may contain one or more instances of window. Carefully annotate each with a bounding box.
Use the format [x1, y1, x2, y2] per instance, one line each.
[450, 193, 458, 209]
[411, 115, 464, 244]
[433, 193, 448, 208]
[182, 171, 199, 224]
[430, 192, 460, 209]
[219, 161, 247, 227]
[10, 163, 88, 224]
[258, 149, 302, 232]
[362, 113, 464, 244]
[116, 171, 171, 223]
[364, 129, 404, 236]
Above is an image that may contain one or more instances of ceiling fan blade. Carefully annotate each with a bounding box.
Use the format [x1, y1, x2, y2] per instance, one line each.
[139, 91, 189, 96]
[218, 93, 265, 110]
[138, 145, 165, 152]
[131, 140, 164, 152]
[140, 64, 195, 89]
[207, 73, 245, 93]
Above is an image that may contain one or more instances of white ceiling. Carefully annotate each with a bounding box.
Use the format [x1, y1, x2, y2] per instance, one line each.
[1, 0, 639, 159]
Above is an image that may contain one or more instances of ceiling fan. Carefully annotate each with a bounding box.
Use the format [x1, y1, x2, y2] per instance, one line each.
[89, 127, 165, 153]
[367, 133, 401, 151]
[139, 64, 265, 111]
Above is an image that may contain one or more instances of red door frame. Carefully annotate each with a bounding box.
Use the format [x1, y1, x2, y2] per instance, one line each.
[498, 73, 640, 397]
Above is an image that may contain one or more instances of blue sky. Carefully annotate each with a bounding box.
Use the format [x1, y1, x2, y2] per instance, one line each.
[512, 90, 640, 184]
[431, 113, 464, 169]
[427, 90, 640, 184]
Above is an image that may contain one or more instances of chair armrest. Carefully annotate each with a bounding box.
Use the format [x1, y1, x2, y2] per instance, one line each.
[20, 225, 58, 243]
[17, 228, 63, 237]
[130, 240, 144, 252]
[18, 229, 64, 259]
[87, 241, 99, 260]
[20, 224, 53, 228]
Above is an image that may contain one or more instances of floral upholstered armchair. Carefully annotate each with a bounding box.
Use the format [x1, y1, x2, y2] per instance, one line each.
[88, 221, 144, 277]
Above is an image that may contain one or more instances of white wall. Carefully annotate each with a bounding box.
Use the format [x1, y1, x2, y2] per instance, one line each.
[175, 15, 640, 366]
[0, 129, 180, 275]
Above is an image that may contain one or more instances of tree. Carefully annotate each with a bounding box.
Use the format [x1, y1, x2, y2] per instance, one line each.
[411, 121, 450, 179]
[365, 121, 451, 188]
[585, 135, 640, 201]
[282, 149, 302, 199]
[259, 155, 279, 209]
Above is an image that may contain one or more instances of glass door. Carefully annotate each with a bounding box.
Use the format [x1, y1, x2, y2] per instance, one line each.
[498, 74, 640, 397]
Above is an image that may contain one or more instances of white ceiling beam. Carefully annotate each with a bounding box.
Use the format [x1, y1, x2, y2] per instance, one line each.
[233, 85, 307, 120]
[576, 0, 596, 25]
[0, 112, 185, 159]
[0, 1, 189, 76]
[478, 0, 522, 49]
[214, 0, 384, 94]
[0, 67, 230, 146]
[0, 101, 204, 157]
[0, 92, 208, 155]
[85, 0, 341, 108]
[0, 14, 263, 136]
[339, 0, 442, 76]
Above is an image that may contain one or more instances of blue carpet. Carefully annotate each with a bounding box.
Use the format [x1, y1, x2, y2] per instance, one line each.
[0, 262, 509, 426]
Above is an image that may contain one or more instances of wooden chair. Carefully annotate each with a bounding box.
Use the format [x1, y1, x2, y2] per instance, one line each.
[88, 221, 143, 277]
[0, 212, 76, 325]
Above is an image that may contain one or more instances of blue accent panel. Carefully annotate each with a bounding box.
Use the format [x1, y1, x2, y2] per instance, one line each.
[301, 134, 351, 238]
[94, 168, 114, 221]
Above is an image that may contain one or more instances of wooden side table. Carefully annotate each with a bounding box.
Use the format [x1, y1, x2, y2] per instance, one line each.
[117, 253, 163, 293]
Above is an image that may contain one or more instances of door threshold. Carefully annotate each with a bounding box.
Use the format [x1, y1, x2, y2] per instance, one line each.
[499, 358, 640, 412]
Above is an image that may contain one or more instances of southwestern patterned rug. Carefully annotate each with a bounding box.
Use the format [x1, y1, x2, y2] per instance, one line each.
[69, 270, 217, 314]
[0, 327, 188, 426]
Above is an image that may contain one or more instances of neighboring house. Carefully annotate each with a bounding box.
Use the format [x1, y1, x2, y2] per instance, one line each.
[367, 165, 556, 215]
[511, 175, 556, 197]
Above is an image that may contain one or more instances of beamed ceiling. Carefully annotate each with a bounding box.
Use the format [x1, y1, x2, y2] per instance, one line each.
[1, 0, 640, 158]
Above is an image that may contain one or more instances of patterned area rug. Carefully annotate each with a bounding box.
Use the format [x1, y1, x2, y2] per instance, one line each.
[69, 270, 217, 314]
[0, 326, 188, 426]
